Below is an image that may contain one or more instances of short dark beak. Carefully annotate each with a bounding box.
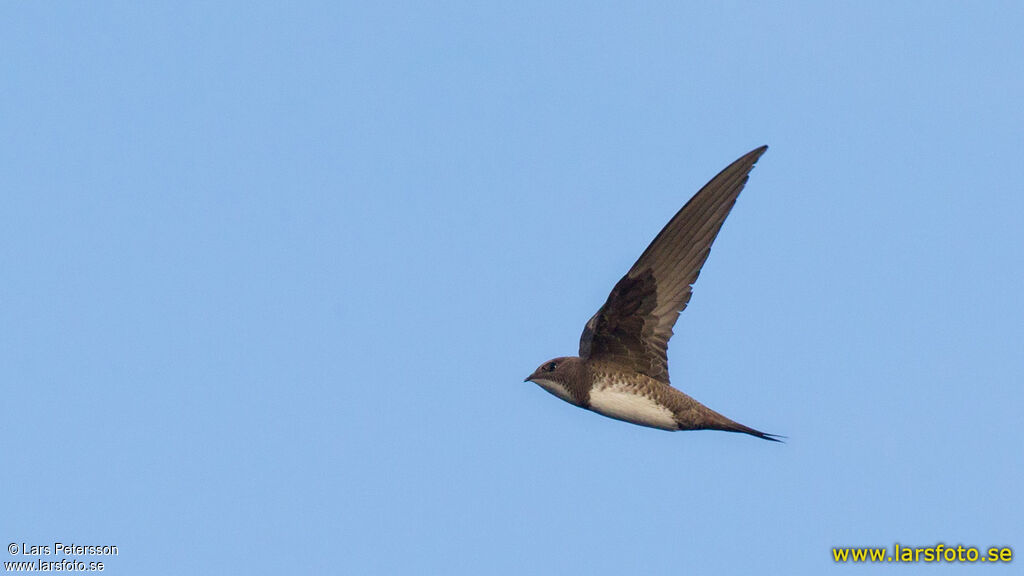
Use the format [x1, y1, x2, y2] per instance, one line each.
[523, 375, 533, 383]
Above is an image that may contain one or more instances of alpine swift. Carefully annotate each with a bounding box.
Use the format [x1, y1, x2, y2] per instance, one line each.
[525, 146, 780, 441]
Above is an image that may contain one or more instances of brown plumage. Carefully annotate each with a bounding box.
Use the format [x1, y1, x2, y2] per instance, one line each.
[525, 146, 781, 441]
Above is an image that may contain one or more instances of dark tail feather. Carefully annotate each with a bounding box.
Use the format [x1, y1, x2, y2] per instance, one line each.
[722, 423, 785, 442]
[697, 407, 785, 442]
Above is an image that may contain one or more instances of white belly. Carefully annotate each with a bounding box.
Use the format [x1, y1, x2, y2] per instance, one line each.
[588, 383, 678, 431]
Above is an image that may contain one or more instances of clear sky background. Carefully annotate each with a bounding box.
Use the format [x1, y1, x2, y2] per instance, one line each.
[3, 2, 1022, 574]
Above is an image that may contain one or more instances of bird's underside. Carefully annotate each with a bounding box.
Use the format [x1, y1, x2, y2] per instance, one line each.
[531, 358, 780, 441]
[586, 361, 780, 440]
[525, 146, 781, 442]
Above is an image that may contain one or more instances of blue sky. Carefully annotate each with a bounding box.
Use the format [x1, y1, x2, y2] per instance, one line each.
[3, 2, 1022, 574]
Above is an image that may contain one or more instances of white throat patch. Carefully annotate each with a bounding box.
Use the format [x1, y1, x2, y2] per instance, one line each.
[531, 378, 576, 405]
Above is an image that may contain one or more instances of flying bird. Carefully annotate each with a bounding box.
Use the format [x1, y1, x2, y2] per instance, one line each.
[525, 146, 780, 441]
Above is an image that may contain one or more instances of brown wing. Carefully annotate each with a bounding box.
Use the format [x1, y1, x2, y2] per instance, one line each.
[579, 146, 768, 383]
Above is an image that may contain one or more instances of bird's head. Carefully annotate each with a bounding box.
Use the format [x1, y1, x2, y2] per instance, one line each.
[524, 356, 583, 404]
[524, 357, 573, 383]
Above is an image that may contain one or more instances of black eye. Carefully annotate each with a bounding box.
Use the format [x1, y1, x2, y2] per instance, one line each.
[545, 362, 558, 372]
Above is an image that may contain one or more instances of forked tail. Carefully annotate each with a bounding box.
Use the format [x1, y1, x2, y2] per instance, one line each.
[688, 404, 784, 442]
